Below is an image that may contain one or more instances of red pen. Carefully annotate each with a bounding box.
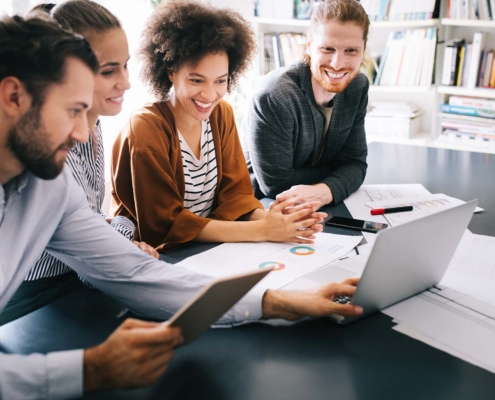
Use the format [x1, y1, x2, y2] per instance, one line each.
[371, 206, 413, 215]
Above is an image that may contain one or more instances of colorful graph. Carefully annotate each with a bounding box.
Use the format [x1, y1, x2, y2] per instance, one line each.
[290, 246, 315, 256]
[258, 261, 285, 271]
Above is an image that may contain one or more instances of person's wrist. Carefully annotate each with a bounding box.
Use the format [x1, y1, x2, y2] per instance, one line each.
[251, 218, 268, 242]
[262, 289, 295, 320]
[315, 183, 333, 205]
[83, 346, 108, 393]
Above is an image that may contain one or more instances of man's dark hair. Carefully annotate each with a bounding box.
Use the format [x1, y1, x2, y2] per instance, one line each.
[139, 0, 257, 100]
[0, 14, 99, 107]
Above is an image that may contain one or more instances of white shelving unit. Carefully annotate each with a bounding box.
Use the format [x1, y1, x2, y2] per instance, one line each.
[437, 86, 495, 99]
[436, 17, 495, 152]
[251, 16, 440, 29]
[369, 86, 435, 93]
[249, 6, 495, 155]
[442, 18, 495, 28]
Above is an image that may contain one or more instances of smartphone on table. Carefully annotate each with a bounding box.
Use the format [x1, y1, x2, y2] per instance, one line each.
[325, 216, 388, 233]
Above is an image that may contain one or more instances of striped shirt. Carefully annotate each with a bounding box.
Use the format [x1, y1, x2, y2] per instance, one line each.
[179, 119, 217, 217]
[0, 167, 263, 399]
[24, 121, 135, 281]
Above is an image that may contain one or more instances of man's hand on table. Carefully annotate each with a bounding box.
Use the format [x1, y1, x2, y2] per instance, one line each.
[276, 183, 334, 209]
[262, 277, 363, 321]
[133, 240, 160, 259]
[83, 319, 182, 392]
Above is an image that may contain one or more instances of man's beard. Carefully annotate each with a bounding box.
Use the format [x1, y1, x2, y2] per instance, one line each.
[311, 64, 358, 94]
[7, 106, 74, 180]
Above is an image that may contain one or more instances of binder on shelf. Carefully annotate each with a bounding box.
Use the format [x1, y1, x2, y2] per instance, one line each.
[467, 32, 486, 88]
[461, 44, 472, 87]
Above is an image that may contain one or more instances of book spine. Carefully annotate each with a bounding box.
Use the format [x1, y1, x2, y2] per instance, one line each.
[374, 31, 394, 85]
[449, 95, 495, 109]
[477, 50, 487, 87]
[487, 0, 493, 19]
[449, 45, 458, 86]
[467, 32, 486, 88]
[483, 51, 494, 87]
[440, 104, 495, 119]
[456, 46, 465, 86]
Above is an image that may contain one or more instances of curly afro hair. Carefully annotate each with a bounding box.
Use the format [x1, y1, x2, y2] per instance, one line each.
[138, 0, 257, 100]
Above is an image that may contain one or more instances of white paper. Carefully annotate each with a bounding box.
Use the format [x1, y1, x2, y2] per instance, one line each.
[177, 233, 362, 289]
[383, 292, 495, 375]
[344, 183, 431, 223]
[344, 184, 431, 243]
[440, 233, 495, 306]
[392, 322, 495, 373]
[365, 194, 483, 227]
[330, 243, 372, 276]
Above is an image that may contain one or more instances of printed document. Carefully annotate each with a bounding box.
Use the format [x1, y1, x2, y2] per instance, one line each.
[344, 184, 431, 243]
[365, 193, 483, 227]
[177, 233, 362, 289]
[382, 232, 495, 374]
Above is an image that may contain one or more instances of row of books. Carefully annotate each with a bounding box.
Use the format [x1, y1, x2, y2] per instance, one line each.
[359, 0, 441, 21]
[447, 0, 495, 20]
[442, 33, 495, 88]
[259, 32, 306, 75]
[441, 96, 495, 117]
[439, 96, 495, 143]
[374, 28, 437, 87]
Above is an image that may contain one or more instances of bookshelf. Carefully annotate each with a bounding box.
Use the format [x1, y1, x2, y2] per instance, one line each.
[436, 15, 495, 152]
[369, 86, 435, 93]
[251, 16, 440, 29]
[248, 2, 495, 155]
[437, 86, 495, 99]
[442, 18, 495, 28]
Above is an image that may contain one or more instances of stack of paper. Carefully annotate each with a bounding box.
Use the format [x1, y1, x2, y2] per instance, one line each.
[383, 232, 495, 374]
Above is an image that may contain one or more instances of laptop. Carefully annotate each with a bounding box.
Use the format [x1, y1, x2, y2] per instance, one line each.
[286, 199, 478, 324]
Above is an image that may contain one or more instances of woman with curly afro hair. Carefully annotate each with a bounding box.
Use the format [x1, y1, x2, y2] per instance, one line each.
[110, 0, 326, 253]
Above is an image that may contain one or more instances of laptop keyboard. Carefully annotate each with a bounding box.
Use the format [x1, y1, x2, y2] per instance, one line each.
[333, 295, 352, 304]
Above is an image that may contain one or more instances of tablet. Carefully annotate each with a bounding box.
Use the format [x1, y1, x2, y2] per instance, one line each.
[167, 267, 273, 346]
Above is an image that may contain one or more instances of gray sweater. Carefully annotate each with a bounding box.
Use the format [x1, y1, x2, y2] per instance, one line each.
[247, 62, 368, 203]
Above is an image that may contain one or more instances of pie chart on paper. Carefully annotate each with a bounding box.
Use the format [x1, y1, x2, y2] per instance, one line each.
[258, 261, 285, 271]
[289, 246, 315, 256]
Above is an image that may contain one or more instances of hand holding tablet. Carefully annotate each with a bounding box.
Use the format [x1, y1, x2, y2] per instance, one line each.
[167, 267, 273, 346]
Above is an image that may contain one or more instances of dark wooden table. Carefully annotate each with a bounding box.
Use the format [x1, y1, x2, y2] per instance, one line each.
[1, 143, 494, 399]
